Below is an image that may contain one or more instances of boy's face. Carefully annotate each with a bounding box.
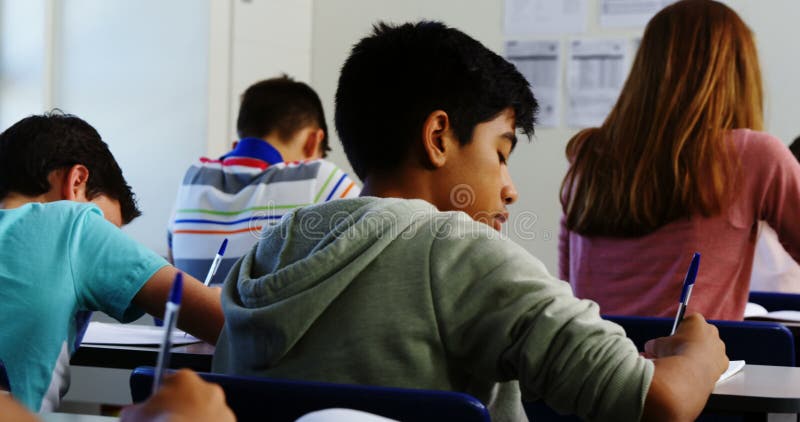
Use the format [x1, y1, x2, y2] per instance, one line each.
[436, 108, 519, 231]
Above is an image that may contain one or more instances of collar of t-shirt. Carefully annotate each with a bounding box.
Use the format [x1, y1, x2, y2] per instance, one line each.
[222, 137, 284, 165]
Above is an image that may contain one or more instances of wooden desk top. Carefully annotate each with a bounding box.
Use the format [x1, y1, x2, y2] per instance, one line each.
[70, 342, 214, 372]
[707, 364, 800, 414]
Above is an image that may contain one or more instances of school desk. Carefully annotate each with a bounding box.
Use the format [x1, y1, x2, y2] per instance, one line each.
[706, 364, 800, 420]
[70, 342, 214, 372]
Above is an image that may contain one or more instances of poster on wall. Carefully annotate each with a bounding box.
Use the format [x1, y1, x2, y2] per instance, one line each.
[505, 0, 588, 36]
[599, 0, 676, 28]
[566, 38, 628, 128]
[506, 40, 561, 128]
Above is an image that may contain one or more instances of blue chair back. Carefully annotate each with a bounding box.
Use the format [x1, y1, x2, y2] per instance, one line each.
[604, 315, 795, 366]
[130, 366, 490, 422]
[749, 291, 800, 312]
[74, 311, 93, 349]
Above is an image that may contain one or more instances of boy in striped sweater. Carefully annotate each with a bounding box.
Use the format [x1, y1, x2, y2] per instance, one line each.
[168, 76, 360, 284]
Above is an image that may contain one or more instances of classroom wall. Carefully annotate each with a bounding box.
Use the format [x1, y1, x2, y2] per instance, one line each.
[721, 0, 800, 143]
[55, 0, 210, 256]
[310, 0, 800, 274]
[0, 1, 46, 130]
[206, 0, 313, 158]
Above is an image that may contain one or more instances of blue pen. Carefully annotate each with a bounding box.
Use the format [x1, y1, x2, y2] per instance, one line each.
[153, 272, 183, 393]
[670, 252, 701, 335]
[203, 238, 228, 286]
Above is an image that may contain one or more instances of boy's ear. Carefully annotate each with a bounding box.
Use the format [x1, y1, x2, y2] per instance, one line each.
[60, 164, 90, 201]
[421, 110, 452, 168]
[302, 128, 325, 160]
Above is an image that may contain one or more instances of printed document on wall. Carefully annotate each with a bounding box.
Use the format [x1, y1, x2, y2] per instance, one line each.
[506, 40, 560, 127]
[566, 39, 628, 128]
[599, 0, 675, 28]
[505, 0, 588, 36]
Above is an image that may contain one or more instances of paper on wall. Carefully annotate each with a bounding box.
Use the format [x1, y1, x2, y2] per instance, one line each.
[505, 0, 588, 36]
[599, 0, 675, 28]
[506, 40, 560, 128]
[566, 38, 628, 128]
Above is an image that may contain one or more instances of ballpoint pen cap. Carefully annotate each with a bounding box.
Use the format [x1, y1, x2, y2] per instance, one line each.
[679, 252, 700, 303]
[218, 238, 228, 256]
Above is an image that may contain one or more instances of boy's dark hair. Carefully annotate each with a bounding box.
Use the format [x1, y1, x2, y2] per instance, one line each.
[237, 75, 330, 157]
[335, 21, 538, 180]
[0, 111, 141, 224]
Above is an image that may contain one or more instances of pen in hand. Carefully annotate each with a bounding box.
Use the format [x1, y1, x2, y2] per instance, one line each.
[153, 272, 183, 393]
[670, 252, 701, 335]
[203, 238, 228, 286]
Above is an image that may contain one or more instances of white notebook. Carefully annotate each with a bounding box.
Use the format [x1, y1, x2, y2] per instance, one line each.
[744, 302, 800, 322]
[81, 321, 200, 346]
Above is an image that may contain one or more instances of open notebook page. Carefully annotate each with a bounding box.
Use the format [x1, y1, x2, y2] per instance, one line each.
[81, 321, 201, 346]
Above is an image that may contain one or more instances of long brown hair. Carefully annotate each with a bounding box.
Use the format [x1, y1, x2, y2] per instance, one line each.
[561, 0, 763, 237]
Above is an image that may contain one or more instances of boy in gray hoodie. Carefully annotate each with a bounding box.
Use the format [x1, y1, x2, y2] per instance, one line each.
[213, 21, 728, 422]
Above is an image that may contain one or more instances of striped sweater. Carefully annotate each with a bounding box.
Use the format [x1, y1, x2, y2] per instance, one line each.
[168, 139, 360, 284]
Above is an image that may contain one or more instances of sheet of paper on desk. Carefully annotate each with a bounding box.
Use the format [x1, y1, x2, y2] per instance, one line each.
[81, 322, 201, 346]
[717, 360, 745, 385]
[744, 302, 800, 322]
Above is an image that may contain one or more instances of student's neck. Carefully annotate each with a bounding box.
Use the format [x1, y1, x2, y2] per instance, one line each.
[0, 192, 51, 210]
[360, 172, 435, 205]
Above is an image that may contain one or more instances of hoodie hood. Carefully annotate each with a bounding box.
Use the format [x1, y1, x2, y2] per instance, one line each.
[215, 197, 436, 368]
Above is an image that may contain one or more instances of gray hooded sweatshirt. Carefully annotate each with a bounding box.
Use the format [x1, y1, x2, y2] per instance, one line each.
[213, 197, 653, 421]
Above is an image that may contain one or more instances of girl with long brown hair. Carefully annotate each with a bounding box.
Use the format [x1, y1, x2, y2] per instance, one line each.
[559, 0, 800, 320]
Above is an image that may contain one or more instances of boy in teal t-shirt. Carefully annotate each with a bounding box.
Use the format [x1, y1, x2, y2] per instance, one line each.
[0, 113, 224, 411]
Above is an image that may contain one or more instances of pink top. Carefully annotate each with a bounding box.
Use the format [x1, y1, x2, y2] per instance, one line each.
[560, 129, 800, 320]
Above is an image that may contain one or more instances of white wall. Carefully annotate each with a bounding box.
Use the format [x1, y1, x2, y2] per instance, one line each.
[311, 0, 800, 273]
[721, 0, 800, 144]
[53, 0, 210, 256]
[207, 0, 313, 157]
[0, 0, 46, 129]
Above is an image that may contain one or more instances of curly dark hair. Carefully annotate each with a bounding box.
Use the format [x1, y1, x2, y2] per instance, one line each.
[0, 111, 141, 224]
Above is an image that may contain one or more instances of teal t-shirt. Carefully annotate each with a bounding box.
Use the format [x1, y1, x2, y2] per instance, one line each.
[0, 201, 168, 411]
